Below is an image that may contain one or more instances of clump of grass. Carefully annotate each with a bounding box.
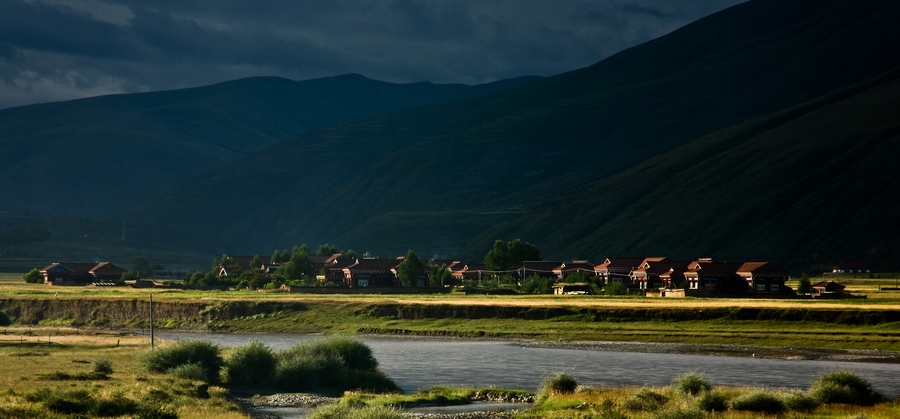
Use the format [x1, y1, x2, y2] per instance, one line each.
[93, 359, 114, 378]
[623, 388, 669, 412]
[308, 403, 403, 419]
[140, 339, 224, 384]
[695, 390, 729, 412]
[224, 340, 276, 386]
[539, 372, 578, 396]
[730, 390, 786, 414]
[809, 370, 884, 406]
[167, 362, 208, 381]
[650, 405, 707, 419]
[671, 372, 712, 396]
[24, 388, 145, 417]
[780, 390, 820, 412]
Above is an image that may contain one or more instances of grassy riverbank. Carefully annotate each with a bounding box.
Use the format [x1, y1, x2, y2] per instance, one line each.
[0, 329, 244, 418]
[2, 280, 900, 355]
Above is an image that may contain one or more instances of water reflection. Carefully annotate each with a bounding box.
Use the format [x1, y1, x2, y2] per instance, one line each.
[156, 332, 900, 397]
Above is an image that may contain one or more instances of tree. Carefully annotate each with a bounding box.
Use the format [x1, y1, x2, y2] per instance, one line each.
[397, 250, 425, 287]
[485, 239, 541, 272]
[344, 249, 357, 259]
[797, 274, 812, 294]
[316, 244, 339, 256]
[132, 256, 153, 278]
[249, 255, 262, 271]
[428, 263, 453, 287]
[271, 250, 282, 264]
[23, 268, 42, 284]
[279, 246, 314, 280]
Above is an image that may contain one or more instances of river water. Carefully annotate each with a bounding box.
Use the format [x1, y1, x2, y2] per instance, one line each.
[156, 332, 900, 397]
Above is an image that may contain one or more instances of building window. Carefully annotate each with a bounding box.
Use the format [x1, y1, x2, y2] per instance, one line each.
[757, 284, 766, 291]
[358, 279, 369, 287]
[771, 285, 779, 291]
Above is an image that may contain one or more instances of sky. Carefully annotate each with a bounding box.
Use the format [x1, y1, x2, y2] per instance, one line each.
[0, 0, 744, 110]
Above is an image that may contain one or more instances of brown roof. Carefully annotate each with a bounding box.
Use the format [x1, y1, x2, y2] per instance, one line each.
[90, 262, 125, 274]
[685, 260, 744, 276]
[736, 262, 789, 276]
[344, 258, 403, 273]
[594, 257, 646, 271]
[521, 260, 565, 273]
[41, 262, 101, 275]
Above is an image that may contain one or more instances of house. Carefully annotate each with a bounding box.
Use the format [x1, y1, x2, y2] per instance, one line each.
[218, 256, 272, 276]
[812, 281, 846, 297]
[631, 258, 689, 292]
[683, 259, 747, 293]
[451, 263, 489, 281]
[318, 254, 356, 284]
[551, 260, 595, 279]
[737, 262, 789, 294]
[40, 262, 126, 285]
[519, 260, 566, 280]
[832, 261, 871, 273]
[594, 257, 655, 285]
[553, 283, 591, 295]
[342, 258, 403, 288]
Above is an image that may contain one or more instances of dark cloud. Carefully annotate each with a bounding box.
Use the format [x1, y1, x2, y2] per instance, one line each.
[0, 0, 745, 109]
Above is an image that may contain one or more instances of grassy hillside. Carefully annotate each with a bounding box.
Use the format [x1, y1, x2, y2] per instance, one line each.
[469, 69, 900, 269]
[0, 74, 538, 218]
[122, 0, 900, 269]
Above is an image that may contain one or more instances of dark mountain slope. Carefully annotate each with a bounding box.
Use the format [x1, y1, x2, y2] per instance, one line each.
[124, 0, 900, 264]
[0, 74, 538, 217]
[469, 69, 900, 269]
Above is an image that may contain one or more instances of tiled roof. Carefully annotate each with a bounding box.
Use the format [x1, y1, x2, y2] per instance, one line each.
[344, 258, 403, 272]
[41, 262, 100, 275]
[595, 257, 646, 270]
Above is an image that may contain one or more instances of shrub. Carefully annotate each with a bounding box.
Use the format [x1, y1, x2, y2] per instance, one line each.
[781, 390, 820, 412]
[730, 390, 786, 414]
[809, 370, 884, 405]
[0, 310, 10, 326]
[225, 340, 277, 386]
[672, 372, 712, 396]
[605, 282, 629, 295]
[93, 359, 114, 377]
[695, 390, 729, 412]
[539, 372, 578, 395]
[140, 339, 224, 383]
[623, 388, 669, 412]
[273, 337, 397, 394]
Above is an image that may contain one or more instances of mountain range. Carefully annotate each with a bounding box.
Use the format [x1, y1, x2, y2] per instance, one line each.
[2, 0, 899, 271]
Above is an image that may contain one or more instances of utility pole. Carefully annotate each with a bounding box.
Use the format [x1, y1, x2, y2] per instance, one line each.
[149, 293, 154, 350]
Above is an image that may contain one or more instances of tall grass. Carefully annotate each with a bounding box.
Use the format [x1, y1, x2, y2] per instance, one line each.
[671, 372, 713, 396]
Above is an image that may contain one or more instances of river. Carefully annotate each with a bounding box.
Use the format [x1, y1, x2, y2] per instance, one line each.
[156, 332, 900, 397]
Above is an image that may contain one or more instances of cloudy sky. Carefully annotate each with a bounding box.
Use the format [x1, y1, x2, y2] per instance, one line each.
[0, 0, 744, 110]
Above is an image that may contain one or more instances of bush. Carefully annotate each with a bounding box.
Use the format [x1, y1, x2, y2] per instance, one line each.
[672, 372, 712, 396]
[23, 268, 43, 283]
[730, 390, 786, 414]
[93, 359, 114, 377]
[695, 390, 729, 412]
[623, 388, 669, 412]
[225, 340, 277, 386]
[781, 390, 820, 412]
[0, 310, 10, 326]
[140, 339, 224, 383]
[650, 405, 707, 419]
[539, 372, 578, 395]
[605, 282, 629, 295]
[809, 370, 884, 405]
[273, 337, 397, 394]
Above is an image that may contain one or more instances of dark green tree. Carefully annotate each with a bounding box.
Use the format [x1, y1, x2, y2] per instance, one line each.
[23, 268, 42, 283]
[485, 239, 541, 272]
[397, 250, 425, 287]
[344, 249, 357, 259]
[249, 255, 262, 271]
[271, 250, 282, 264]
[279, 247, 314, 280]
[132, 256, 153, 278]
[428, 263, 453, 287]
[316, 244, 339, 256]
[797, 274, 812, 294]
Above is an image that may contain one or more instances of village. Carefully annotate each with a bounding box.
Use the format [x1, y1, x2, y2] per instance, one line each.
[35, 254, 865, 299]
